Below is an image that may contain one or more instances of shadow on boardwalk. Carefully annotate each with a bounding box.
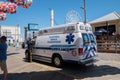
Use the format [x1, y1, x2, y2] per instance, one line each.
[2, 70, 73, 80]
[7, 52, 20, 56]
[1, 64, 119, 80]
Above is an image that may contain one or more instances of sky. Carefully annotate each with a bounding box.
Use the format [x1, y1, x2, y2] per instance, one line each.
[0, 0, 120, 38]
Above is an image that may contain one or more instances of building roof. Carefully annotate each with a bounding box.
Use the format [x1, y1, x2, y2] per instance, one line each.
[90, 12, 120, 24]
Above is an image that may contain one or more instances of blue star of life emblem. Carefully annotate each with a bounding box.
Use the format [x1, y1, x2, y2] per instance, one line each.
[66, 33, 75, 44]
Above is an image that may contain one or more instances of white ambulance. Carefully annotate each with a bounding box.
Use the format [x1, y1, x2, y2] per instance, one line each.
[25, 22, 97, 67]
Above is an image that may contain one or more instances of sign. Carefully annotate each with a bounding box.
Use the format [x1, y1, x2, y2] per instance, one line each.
[28, 23, 39, 31]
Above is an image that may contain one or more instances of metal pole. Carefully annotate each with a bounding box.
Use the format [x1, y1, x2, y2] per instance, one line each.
[84, 0, 86, 24]
[30, 50, 32, 62]
[17, 24, 19, 42]
[15, 26, 16, 42]
[6, 29, 7, 36]
[50, 9, 54, 27]
[115, 35, 117, 53]
[81, 0, 87, 24]
[24, 27, 28, 43]
[33, 31, 35, 39]
[106, 21, 109, 50]
[0, 25, 1, 36]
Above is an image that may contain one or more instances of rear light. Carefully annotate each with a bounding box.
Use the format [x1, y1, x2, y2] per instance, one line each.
[78, 48, 83, 55]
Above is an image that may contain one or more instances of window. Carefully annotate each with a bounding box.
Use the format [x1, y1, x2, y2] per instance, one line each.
[82, 33, 90, 44]
[80, 25, 85, 30]
[38, 27, 66, 35]
[66, 26, 75, 31]
[85, 27, 92, 31]
[89, 34, 95, 43]
[2, 29, 11, 36]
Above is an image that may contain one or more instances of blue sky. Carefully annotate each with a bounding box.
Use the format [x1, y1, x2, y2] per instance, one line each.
[0, 0, 120, 37]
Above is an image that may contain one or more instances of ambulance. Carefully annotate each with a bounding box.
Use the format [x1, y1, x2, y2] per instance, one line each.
[25, 22, 97, 67]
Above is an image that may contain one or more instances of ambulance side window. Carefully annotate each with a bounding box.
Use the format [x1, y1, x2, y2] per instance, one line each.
[89, 34, 95, 43]
[80, 25, 85, 30]
[65, 26, 75, 33]
[67, 26, 75, 31]
[86, 27, 92, 31]
[82, 33, 90, 44]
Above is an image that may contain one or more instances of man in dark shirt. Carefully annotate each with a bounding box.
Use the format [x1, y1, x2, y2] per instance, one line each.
[27, 38, 33, 62]
[27, 38, 33, 50]
[0, 36, 8, 80]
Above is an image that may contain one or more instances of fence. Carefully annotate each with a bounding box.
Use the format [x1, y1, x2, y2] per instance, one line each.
[97, 42, 120, 53]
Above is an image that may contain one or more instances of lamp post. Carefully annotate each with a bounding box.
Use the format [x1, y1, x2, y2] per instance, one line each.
[106, 21, 109, 49]
[6, 29, 7, 36]
[17, 24, 19, 42]
[33, 31, 35, 39]
[106, 21, 109, 39]
[81, 0, 87, 24]
[0, 25, 1, 36]
[24, 26, 28, 43]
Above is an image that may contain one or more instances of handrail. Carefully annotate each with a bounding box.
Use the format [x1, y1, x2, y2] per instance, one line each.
[97, 42, 120, 53]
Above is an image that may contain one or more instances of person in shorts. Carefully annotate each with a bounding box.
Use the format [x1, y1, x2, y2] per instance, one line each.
[0, 36, 8, 80]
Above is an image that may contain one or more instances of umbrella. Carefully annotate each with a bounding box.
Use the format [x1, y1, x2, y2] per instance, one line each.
[7, 36, 13, 39]
[96, 28, 108, 33]
[93, 31, 102, 35]
[94, 28, 108, 35]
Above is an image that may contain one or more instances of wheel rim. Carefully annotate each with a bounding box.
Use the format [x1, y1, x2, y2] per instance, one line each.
[54, 57, 61, 66]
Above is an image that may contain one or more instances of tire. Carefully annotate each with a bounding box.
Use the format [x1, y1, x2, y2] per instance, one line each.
[52, 55, 63, 67]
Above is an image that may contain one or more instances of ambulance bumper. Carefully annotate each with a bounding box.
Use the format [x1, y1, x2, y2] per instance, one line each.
[79, 56, 98, 66]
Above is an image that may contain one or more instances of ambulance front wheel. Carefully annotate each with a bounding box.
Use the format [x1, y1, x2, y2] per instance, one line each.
[52, 55, 63, 67]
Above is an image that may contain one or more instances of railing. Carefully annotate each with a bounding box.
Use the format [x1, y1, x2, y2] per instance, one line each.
[97, 42, 120, 53]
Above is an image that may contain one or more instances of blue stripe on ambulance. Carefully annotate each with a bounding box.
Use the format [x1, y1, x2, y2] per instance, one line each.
[83, 43, 97, 60]
[34, 44, 76, 51]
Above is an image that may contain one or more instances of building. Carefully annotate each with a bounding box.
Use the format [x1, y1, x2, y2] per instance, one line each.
[90, 11, 120, 53]
[0, 25, 23, 45]
[90, 11, 120, 35]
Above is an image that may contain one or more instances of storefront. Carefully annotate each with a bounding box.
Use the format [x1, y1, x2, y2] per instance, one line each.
[90, 11, 120, 53]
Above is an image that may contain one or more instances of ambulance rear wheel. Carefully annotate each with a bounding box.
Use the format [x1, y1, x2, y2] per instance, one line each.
[52, 55, 63, 67]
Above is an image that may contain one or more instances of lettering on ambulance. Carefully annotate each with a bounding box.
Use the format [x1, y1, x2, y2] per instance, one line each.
[47, 36, 61, 43]
[50, 45, 76, 51]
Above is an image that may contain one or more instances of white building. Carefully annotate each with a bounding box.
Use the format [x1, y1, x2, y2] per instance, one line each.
[0, 25, 23, 44]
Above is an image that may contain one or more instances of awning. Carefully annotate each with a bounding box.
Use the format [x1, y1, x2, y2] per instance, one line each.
[7, 36, 13, 39]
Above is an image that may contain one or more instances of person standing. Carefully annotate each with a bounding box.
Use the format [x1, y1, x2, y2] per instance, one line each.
[27, 38, 33, 50]
[0, 36, 8, 80]
[26, 38, 33, 62]
[16, 40, 19, 48]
